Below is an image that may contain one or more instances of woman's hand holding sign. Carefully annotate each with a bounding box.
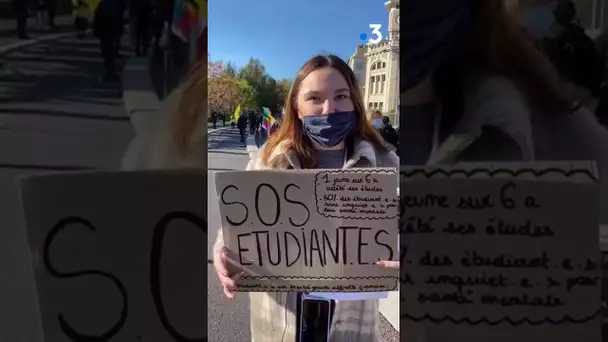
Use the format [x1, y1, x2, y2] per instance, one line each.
[375, 260, 399, 268]
[214, 245, 244, 299]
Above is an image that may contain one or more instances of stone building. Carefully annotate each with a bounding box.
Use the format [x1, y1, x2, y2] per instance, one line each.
[347, 0, 399, 118]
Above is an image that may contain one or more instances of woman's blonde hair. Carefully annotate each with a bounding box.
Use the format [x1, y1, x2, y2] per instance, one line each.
[261, 55, 388, 168]
[469, 0, 574, 111]
[172, 58, 208, 156]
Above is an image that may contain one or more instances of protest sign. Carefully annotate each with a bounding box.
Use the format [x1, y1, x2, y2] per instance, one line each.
[19, 170, 208, 342]
[214, 169, 399, 292]
[399, 162, 602, 342]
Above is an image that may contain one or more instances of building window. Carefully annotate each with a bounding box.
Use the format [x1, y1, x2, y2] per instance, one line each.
[374, 78, 379, 94]
[380, 74, 386, 93]
[368, 102, 373, 109]
[382, 62, 386, 68]
[369, 76, 375, 94]
[379, 102, 384, 111]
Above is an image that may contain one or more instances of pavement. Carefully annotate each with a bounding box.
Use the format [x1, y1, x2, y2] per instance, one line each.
[0, 30, 134, 341]
[206, 127, 399, 342]
[0, 15, 75, 55]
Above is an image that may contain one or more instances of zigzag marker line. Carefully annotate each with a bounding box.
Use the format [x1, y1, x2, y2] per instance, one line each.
[400, 168, 597, 182]
[401, 308, 602, 326]
[241, 276, 398, 280]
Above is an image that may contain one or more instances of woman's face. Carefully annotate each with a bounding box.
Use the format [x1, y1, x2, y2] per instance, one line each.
[296, 67, 354, 118]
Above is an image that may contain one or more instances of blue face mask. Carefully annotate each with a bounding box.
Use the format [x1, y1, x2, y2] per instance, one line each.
[301, 111, 356, 148]
[372, 119, 383, 128]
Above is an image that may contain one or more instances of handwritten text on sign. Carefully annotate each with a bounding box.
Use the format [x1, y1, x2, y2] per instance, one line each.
[20, 171, 208, 342]
[399, 171, 601, 341]
[215, 169, 399, 292]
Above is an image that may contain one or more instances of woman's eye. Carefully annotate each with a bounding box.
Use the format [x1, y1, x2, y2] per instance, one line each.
[336, 94, 349, 100]
[307, 96, 321, 102]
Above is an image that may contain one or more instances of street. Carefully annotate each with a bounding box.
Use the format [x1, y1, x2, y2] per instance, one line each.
[0, 33, 134, 341]
[207, 126, 251, 341]
[206, 127, 400, 342]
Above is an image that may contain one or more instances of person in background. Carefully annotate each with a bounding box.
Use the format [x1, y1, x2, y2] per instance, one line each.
[541, 0, 604, 102]
[35, 0, 46, 27]
[401, 0, 608, 221]
[248, 110, 257, 134]
[211, 110, 217, 129]
[44, 0, 56, 29]
[72, 0, 89, 39]
[132, 0, 151, 56]
[379, 115, 399, 152]
[236, 113, 247, 144]
[93, 0, 122, 81]
[213, 54, 398, 342]
[368, 109, 383, 128]
[12, 0, 29, 39]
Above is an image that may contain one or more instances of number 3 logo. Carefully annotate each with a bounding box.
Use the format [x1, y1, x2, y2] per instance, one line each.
[368, 24, 383, 45]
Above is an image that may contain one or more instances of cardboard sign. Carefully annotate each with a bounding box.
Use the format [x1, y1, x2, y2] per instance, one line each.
[400, 162, 602, 342]
[214, 169, 399, 292]
[19, 170, 208, 342]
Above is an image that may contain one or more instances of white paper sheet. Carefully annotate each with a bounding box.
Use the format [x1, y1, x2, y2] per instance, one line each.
[304, 292, 389, 301]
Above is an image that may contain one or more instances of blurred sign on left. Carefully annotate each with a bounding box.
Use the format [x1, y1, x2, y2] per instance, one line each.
[19, 170, 208, 342]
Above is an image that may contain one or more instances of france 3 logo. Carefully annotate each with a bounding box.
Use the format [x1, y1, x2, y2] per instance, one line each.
[359, 24, 383, 45]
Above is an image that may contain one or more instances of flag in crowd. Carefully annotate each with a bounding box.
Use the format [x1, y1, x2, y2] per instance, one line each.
[172, 0, 207, 42]
[72, 0, 98, 19]
[232, 104, 241, 123]
[261, 107, 276, 130]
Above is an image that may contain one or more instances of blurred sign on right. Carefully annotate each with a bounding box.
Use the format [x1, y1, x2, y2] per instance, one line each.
[400, 162, 601, 342]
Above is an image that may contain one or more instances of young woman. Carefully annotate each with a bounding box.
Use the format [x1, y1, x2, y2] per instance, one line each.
[401, 0, 608, 216]
[213, 54, 398, 341]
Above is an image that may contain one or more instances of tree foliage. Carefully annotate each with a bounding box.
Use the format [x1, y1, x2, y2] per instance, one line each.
[208, 61, 241, 112]
[208, 57, 293, 114]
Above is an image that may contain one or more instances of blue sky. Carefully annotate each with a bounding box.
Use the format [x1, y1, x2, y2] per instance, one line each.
[209, 0, 390, 80]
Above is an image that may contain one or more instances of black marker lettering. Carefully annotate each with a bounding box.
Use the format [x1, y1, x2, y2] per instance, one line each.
[267, 232, 282, 266]
[220, 185, 248, 226]
[44, 216, 128, 342]
[251, 231, 267, 267]
[301, 228, 308, 266]
[322, 229, 339, 264]
[375, 230, 394, 262]
[284, 231, 301, 267]
[358, 227, 371, 265]
[150, 211, 207, 341]
[255, 184, 280, 226]
[524, 196, 541, 208]
[309, 229, 324, 267]
[499, 182, 516, 209]
[236, 233, 253, 265]
[284, 183, 310, 227]
[338, 226, 358, 265]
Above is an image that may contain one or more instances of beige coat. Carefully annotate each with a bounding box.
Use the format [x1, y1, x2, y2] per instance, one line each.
[214, 139, 398, 342]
